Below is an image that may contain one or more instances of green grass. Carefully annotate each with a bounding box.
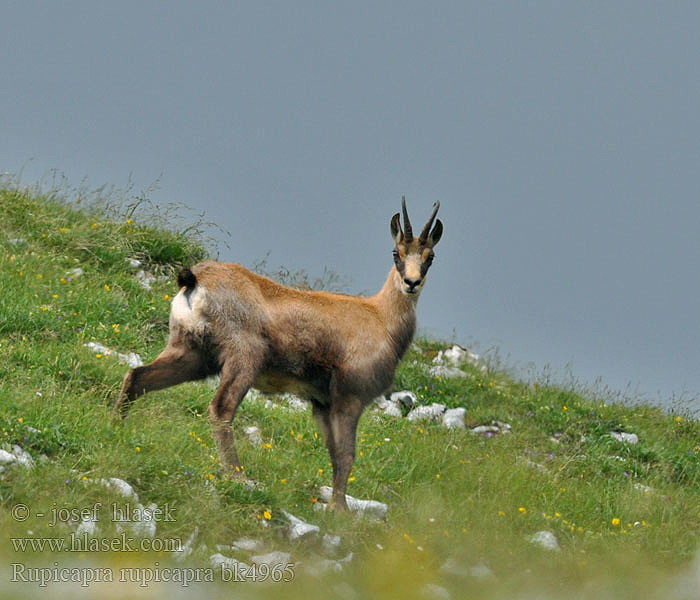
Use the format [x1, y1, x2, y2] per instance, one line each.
[1, 183, 700, 599]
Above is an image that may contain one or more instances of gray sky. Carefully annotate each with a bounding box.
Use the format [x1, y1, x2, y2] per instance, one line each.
[2, 2, 699, 411]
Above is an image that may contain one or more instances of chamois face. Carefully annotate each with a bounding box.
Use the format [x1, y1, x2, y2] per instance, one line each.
[390, 199, 443, 296]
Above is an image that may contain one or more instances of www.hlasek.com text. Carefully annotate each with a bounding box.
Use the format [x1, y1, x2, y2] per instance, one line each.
[12, 531, 182, 553]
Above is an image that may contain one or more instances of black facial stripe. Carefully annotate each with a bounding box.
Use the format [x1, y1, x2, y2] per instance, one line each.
[420, 252, 434, 278]
[393, 250, 405, 275]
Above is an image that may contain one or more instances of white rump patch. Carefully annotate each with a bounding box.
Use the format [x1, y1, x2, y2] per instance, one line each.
[170, 286, 209, 332]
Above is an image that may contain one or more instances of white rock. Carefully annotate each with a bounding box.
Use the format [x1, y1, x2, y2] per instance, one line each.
[469, 563, 495, 579]
[334, 582, 358, 600]
[26, 426, 41, 434]
[85, 341, 110, 355]
[385, 404, 403, 418]
[0, 450, 18, 465]
[524, 459, 548, 473]
[390, 391, 417, 409]
[84, 342, 143, 368]
[421, 583, 451, 600]
[250, 551, 292, 568]
[305, 558, 344, 577]
[136, 270, 156, 290]
[375, 396, 401, 417]
[440, 557, 469, 578]
[323, 533, 342, 554]
[11, 445, 34, 468]
[318, 486, 388, 519]
[119, 503, 157, 538]
[529, 530, 561, 552]
[435, 345, 482, 367]
[123, 352, 144, 368]
[429, 365, 468, 378]
[434, 345, 487, 374]
[283, 394, 308, 412]
[633, 483, 654, 494]
[8, 238, 26, 245]
[68, 267, 84, 278]
[442, 407, 466, 429]
[243, 426, 263, 446]
[469, 425, 500, 435]
[407, 403, 446, 422]
[174, 527, 199, 561]
[231, 537, 264, 553]
[126, 258, 142, 268]
[210, 553, 250, 570]
[75, 516, 98, 537]
[282, 510, 320, 541]
[93, 477, 139, 502]
[610, 431, 639, 444]
[243, 388, 263, 402]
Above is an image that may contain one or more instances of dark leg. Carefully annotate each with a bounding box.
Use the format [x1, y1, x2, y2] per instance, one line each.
[328, 396, 364, 511]
[114, 347, 204, 418]
[207, 360, 257, 480]
[312, 402, 337, 475]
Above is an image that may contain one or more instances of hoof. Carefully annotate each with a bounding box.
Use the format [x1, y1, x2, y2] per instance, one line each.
[223, 469, 259, 490]
[327, 497, 349, 512]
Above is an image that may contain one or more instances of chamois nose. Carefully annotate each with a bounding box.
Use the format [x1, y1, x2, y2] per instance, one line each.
[404, 277, 422, 291]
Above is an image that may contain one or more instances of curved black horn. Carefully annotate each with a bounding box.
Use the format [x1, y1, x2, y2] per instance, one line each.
[401, 196, 413, 242]
[419, 200, 440, 241]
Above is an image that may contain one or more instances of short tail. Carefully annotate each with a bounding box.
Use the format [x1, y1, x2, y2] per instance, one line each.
[177, 267, 197, 290]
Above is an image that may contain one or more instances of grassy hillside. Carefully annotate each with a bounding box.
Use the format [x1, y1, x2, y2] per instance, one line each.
[1, 183, 700, 599]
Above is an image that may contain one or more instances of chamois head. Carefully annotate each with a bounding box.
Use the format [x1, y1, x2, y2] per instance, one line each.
[390, 197, 443, 296]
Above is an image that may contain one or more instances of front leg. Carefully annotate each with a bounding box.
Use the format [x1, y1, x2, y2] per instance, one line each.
[207, 360, 257, 480]
[327, 396, 364, 511]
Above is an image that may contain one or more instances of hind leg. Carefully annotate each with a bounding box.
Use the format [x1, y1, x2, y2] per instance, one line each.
[312, 402, 337, 478]
[114, 346, 205, 418]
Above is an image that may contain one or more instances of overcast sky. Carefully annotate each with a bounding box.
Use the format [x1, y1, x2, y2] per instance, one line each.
[2, 2, 699, 411]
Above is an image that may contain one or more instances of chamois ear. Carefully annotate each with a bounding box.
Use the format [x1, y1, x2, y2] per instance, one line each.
[390, 213, 403, 245]
[428, 219, 443, 247]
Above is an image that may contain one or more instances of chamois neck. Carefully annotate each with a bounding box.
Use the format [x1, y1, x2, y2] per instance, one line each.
[374, 268, 417, 358]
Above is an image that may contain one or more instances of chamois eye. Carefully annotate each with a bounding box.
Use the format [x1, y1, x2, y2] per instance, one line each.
[425, 252, 434, 265]
[392, 250, 400, 263]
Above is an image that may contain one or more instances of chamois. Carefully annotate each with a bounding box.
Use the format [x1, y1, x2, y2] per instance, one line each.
[115, 198, 443, 510]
